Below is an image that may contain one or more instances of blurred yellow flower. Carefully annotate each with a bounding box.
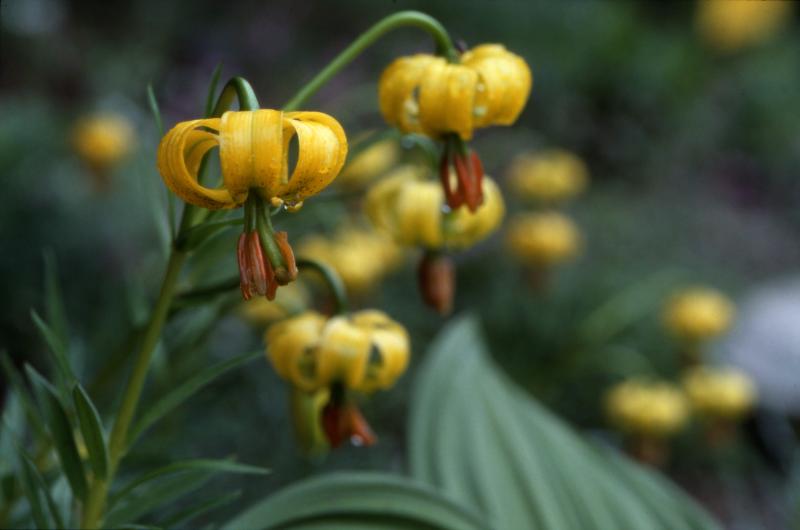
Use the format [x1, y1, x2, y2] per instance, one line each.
[266, 309, 410, 394]
[365, 167, 505, 250]
[505, 211, 581, 267]
[697, 0, 793, 52]
[379, 44, 531, 140]
[238, 282, 310, 326]
[337, 138, 400, 189]
[157, 109, 347, 210]
[683, 366, 756, 421]
[297, 225, 403, 295]
[663, 287, 735, 343]
[508, 149, 588, 204]
[72, 113, 134, 171]
[606, 379, 689, 438]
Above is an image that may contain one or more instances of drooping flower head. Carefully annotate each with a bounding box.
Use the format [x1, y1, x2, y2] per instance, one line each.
[72, 112, 134, 190]
[266, 309, 410, 448]
[505, 211, 581, 269]
[606, 379, 689, 439]
[508, 149, 589, 204]
[379, 44, 531, 212]
[663, 287, 735, 344]
[297, 224, 403, 295]
[683, 366, 756, 422]
[158, 110, 347, 210]
[365, 166, 504, 313]
[157, 109, 348, 301]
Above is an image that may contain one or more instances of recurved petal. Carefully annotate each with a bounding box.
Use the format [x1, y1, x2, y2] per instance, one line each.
[277, 112, 348, 207]
[157, 118, 236, 209]
[265, 312, 326, 391]
[418, 61, 479, 140]
[462, 44, 532, 127]
[378, 54, 442, 134]
[351, 311, 410, 393]
[316, 316, 371, 389]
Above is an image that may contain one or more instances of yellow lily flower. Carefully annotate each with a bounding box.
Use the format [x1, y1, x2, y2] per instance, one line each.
[297, 224, 403, 295]
[379, 44, 532, 141]
[683, 366, 755, 422]
[157, 109, 348, 301]
[157, 109, 347, 211]
[72, 113, 134, 191]
[266, 309, 410, 448]
[364, 167, 505, 250]
[663, 287, 735, 344]
[505, 211, 581, 268]
[266, 309, 409, 394]
[697, 0, 793, 53]
[508, 149, 589, 204]
[606, 379, 689, 438]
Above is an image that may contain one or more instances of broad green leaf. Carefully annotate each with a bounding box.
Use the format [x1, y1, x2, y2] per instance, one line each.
[30, 310, 75, 390]
[159, 490, 241, 528]
[25, 365, 88, 502]
[409, 315, 720, 530]
[110, 458, 269, 508]
[221, 472, 489, 530]
[72, 383, 109, 479]
[104, 470, 213, 527]
[42, 249, 69, 349]
[128, 350, 260, 444]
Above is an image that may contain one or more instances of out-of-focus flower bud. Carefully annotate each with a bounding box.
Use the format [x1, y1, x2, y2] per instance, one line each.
[505, 211, 581, 268]
[507, 149, 588, 204]
[663, 287, 734, 345]
[697, 0, 793, 53]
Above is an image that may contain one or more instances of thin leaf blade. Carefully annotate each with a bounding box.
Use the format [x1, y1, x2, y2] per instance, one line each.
[26, 365, 88, 502]
[128, 350, 260, 445]
[72, 383, 109, 479]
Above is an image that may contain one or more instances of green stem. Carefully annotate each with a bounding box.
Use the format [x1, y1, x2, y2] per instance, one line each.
[81, 75, 260, 530]
[283, 10, 457, 111]
[82, 250, 186, 528]
[297, 258, 348, 314]
[255, 197, 286, 270]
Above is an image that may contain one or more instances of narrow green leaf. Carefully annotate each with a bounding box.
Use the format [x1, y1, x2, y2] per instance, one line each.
[110, 458, 268, 508]
[18, 452, 50, 529]
[221, 472, 489, 530]
[19, 451, 66, 529]
[160, 490, 241, 528]
[146, 83, 164, 136]
[105, 470, 213, 527]
[147, 83, 175, 240]
[128, 350, 260, 444]
[0, 351, 47, 438]
[204, 62, 224, 117]
[42, 249, 69, 348]
[25, 365, 88, 502]
[72, 384, 109, 479]
[30, 310, 75, 389]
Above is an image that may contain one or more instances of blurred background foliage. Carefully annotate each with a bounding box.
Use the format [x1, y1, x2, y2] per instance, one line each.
[2, 0, 800, 528]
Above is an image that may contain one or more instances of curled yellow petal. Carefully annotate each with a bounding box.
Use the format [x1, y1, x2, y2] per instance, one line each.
[316, 316, 371, 389]
[462, 44, 532, 127]
[157, 118, 236, 209]
[418, 61, 479, 140]
[265, 312, 326, 392]
[378, 55, 442, 135]
[278, 112, 348, 208]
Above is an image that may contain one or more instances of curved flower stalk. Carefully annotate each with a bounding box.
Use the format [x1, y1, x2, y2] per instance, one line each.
[157, 109, 348, 300]
[365, 167, 504, 313]
[297, 223, 403, 296]
[267, 310, 410, 448]
[379, 44, 531, 211]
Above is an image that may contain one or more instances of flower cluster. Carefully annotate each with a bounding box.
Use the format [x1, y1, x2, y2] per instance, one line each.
[505, 149, 587, 285]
